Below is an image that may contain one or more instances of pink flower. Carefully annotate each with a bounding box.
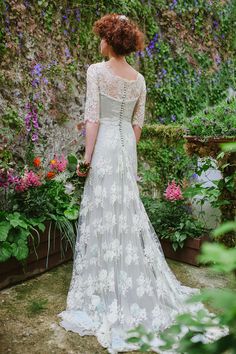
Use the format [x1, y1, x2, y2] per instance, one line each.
[15, 170, 42, 192]
[49, 154, 68, 172]
[164, 180, 184, 202]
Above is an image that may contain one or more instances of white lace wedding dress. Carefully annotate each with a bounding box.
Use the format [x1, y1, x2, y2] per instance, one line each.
[57, 61, 228, 353]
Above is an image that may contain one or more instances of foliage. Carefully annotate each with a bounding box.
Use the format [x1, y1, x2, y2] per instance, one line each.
[137, 125, 198, 195]
[126, 142, 236, 354]
[126, 242, 236, 354]
[183, 95, 236, 138]
[141, 195, 207, 250]
[0, 152, 85, 263]
[0, 0, 236, 130]
[0, 211, 46, 262]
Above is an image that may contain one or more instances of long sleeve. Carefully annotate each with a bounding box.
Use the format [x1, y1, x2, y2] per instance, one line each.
[131, 76, 147, 129]
[83, 64, 100, 124]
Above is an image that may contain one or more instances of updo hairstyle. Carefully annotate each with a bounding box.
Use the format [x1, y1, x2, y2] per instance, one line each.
[92, 13, 145, 56]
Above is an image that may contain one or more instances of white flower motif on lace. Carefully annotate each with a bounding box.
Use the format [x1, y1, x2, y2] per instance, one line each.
[80, 194, 91, 217]
[98, 269, 115, 292]
[116, 153, 125, 175]
[125, 242, 139, 265]
[110, 182, 122, 205]
[118, 213, 129, 234]
[144, 244, 155, 265]
[136, 273, 154, 297]
[91, 217, 107, 236]
[89, 244, 99, 266]
[126, 303, 147, 327]
[102, 238, 122, 262]
[69, 287, 84, 307]
[119, 271, 132, 295]
[104, 211, 117, 231]
[85, 274, 97, 296]
[93, 184, 107, 207]
[79, 223, 90, 245]
[131, 214, 144, 233]
[107, 299, 119, 324]
[95, 156, 113, 178]
[123, 184, 136, 204]
[152, 305, 178, 331]
[75, 254, 87, 273]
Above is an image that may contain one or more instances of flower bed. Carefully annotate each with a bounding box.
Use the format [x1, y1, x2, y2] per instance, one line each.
[0, 220, 73, 290]
[159, 235, 209, 266]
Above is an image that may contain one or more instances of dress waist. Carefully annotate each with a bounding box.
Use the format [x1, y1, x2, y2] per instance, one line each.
[99, 117, 132, 126]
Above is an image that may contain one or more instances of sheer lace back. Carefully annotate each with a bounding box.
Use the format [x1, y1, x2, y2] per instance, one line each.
[83, 61, 147, 129]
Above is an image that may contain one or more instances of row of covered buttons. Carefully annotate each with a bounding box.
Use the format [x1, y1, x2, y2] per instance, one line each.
[119, 82, 127, 148]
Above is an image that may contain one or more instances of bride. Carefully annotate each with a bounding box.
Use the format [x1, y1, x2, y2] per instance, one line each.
[58, 13, 227, 354]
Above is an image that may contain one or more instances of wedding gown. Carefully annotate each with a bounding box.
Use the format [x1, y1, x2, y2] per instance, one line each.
[57, 61, 228, 353]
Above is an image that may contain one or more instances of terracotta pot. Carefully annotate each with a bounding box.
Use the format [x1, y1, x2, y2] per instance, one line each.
[0, 220, 74, 290]
[160, 235, 209, 266]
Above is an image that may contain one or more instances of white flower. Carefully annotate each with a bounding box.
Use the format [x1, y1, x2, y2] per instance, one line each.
[119, 15, 128, 21]
[64, 182, 75, 194]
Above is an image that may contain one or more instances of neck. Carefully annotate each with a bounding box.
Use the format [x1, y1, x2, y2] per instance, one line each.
[108, 55, 126, 63]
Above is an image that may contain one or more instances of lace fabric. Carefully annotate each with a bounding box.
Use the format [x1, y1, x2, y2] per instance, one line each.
[83, 61, 147, 129]
[58, 61, 228, 354]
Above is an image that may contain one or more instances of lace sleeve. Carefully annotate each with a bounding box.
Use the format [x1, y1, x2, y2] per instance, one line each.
[83, 64, 100, 124]
[131, 76, 147, 129]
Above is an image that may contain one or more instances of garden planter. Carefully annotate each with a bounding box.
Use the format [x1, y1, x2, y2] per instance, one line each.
[0, 220, 74, 290]
[184, 135, 236, 248]
[160, 236, 209, 266]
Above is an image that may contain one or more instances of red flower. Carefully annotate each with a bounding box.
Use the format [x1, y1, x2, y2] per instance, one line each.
[33, 157, 41, 167]
[47, 171, 56, 179]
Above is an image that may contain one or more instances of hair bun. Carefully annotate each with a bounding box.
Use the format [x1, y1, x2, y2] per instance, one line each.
[93, 13, 145, 56]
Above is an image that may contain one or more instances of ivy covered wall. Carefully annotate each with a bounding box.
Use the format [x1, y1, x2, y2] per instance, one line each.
[0, 0, 236, 169]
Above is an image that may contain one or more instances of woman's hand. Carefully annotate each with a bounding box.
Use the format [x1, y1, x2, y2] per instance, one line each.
[76, 155, 91, 177]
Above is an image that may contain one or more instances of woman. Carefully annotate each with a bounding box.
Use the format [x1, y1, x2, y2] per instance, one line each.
[58, 13, 227, 354]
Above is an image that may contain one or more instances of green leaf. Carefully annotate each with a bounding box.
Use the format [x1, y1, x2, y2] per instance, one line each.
[11, 239, 29, 261]
[0, 221, 11, 241]
[212, 221, 236, 237]
[7, 213, 28, 229]
[126, 336, 140, 343]
[0, 241, 12, 262]
[64, 207, 79, 220]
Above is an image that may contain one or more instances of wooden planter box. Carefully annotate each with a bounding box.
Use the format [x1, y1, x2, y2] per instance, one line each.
[184, 135, 236, 143]
[160, 236, 209, 266]
[0, 220, 74, 291]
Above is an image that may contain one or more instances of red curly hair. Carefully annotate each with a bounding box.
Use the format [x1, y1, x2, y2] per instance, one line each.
[92, 13, 145, 56]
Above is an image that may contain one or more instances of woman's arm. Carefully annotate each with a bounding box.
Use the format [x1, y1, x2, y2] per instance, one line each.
[84, 121, 100, 163]
[83, 64, 101, 164]
[131, 76, 147, 144]
[132, 124, 142, 144]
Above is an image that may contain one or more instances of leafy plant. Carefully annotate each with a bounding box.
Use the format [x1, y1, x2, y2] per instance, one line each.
[0, 211, 46, 262]
[141, 196, 207, 250]
[183, 95, 236, 138]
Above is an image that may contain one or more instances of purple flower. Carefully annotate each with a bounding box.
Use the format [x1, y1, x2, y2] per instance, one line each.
[31, 63, 43, 77]
[171, 114, 176, 122]
[42, 77, 49, 84]
[81, 127, 86, 137]
[158, 116, 165, 124]
[190, 173, 199, 180]
[65, 47, 71, 58]
[32, 133, 38, 142]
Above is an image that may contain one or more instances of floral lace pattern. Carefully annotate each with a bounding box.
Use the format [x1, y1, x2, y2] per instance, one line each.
[58, 61, 228, 354]
[83, 61, 147, 129]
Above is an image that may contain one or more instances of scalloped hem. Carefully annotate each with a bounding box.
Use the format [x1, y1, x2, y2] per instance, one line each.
[57, 308, 228, 354]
